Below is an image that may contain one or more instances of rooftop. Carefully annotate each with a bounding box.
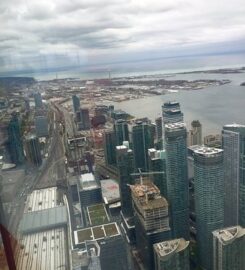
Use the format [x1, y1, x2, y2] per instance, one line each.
[154, 238, 189, 258]
[213, 226, 245, 245]
[224, 123, 245, 128]
[87, 204, 110, 226]
[74, 222, 120, 245]
[193, 145, 223, 157]
[79, 173, 99, 190]
[164, 122, 185, 130]
[100, 179, 120, 204]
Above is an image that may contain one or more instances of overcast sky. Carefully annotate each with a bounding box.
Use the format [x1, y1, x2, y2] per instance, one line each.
[1, 0, 245, 73]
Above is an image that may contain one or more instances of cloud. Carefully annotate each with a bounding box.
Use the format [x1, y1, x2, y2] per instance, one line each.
[0, 0, 245, 73]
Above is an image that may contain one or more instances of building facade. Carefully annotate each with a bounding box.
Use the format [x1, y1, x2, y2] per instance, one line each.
[103, 131, 116, 166]
[153, 238, 190, 270]
[162, 102, 183, 125]
[189, 120, 202, 146]
[165, 122, 189, 240]
[114, 119, 129, 146]
[25, 134, 42, 166]
[72, 95, 80, 113]
[193, 146, 224, 270]
[34, 92, 43, 109]
[213, 226, 245, 270]
[35, 115, 49, 137]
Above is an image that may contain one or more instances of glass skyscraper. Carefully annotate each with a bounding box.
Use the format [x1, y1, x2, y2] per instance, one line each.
[114, 119, 129, 146]
[103, 130, 116, 166]
[72, 94, 80, 113]
[165, 122, 189, 240]
[162, 102, 183, 125]
[193, 146, 224, 270]
[222, 124, 245, 227]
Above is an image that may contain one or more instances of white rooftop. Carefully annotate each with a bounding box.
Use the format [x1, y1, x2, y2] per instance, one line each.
[193, 145, 223, 156]
[213, 226, 245, 245]
[165, 122, 185, 130]
[80, 173, 99, 190]
[224, 123, 245, 128]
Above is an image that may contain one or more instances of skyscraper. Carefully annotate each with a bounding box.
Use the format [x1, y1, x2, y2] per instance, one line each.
[116, 144, 134, 217]
[77, 108, 90, 130]
[189, 120, 202, 146]
[155, 117, 163, 140]
[114, 119, 129, 146]
[153, 238, 190, 270]
[35, 115, 49, 137]
[132, 121, 154, 172]
[165, 122, 189, 240]
[148, 148, 167, 198]
[213, 226, 245, 270]
[7, 113, 24, 165]
[34, 92, 43, 109]
[222, 124, 245, 227]
[24, 134, 42, 166]
[131, 182, 171, 270]
[72, 95, 80, 113]
[162, 102, 183, 125]
[193, 146, 224, 270]
[103, 131, 116, 166]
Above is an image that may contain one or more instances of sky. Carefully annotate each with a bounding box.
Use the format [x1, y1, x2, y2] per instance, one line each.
[1, 0, 245, 74]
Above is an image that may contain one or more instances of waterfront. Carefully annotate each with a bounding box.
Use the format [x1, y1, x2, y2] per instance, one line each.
[111, 72, 245, 135]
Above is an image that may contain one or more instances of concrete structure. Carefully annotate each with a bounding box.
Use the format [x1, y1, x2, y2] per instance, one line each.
[155, 117, 163, 140]
[222, 124, 245, 227]
[114, 119, 129, 146]
[72, 95, 80, 113]
[103, 131, 116, 166]
[7, 113, 24, 165]
[189, 120, 202, 146]
[153, 238, 190, 270]
[34, 92, 43, 109]
[78, 173, 102, 207]
[204, 134, 222, 148]
[131, 182, 171, 270]
[193, 146, 224, 270]
[165, 122, 189, 240]
[162, 102, 183, 125]
[74, 222, 128, 270]
[35, 115, 49, 137]
[213, 226, 245, 270]
[132, 121, 154, 172]
[148, 148, 167, 198]
[24, 134, 42, 166]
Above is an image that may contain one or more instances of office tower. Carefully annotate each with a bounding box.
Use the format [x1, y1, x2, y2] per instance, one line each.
[148, 148, 167, 198]
[153, 238, 190, 270]
[25, 134, 42, 166]
[114, 119, 129, 146]
[7, 113, 24, 165]
[131, 182, 171, 270]
[204, 134, 222, 148]
[24, 98, 30, 112]
[77, 108, 90, 130]
[72, 94, 80, 113]
[104, 131, 116, 166]
[189, 120, 202, 146]
[34, 92, 43, 109]
[132, 121, 154, 172]
[222, 124, 245, 227]
[193, 146, 224, 270]
[35, 115, 49, 137]
[165, 122, 189, 240]
[213, 226, 245, 270]
[116, 144, 134, 217]
[162, 101, 183, 125]
[155, 117, 163, 140]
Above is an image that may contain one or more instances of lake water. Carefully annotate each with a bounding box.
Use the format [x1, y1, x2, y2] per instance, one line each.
[111, 72, 245, 135]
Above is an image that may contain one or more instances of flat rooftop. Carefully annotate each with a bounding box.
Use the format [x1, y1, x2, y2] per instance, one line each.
[193, 146, 223, 157]
[154, 238, 189, 259]
[24, 187, 59, 213]
[224, 123, 245, 128]
[165, 122, 185, 130]
[74, 222, 120, 245]
[213, 226, 245, 245]
[87, 204, 110, 226]
[79, 173, 99, 190]
[100, 179, 120, 204]
[15, 228, 68, 270]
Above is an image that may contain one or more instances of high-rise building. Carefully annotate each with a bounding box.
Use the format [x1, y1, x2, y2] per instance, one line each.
[213, 226, 245, 270]
[103, 131, 116, 166]
[222, 124, 245, 227]
[165, 122, 189, 240]
[72, 95, 80, 113]
[148, 148, 167, 198]
[132, 121, 154, 172]
[34, 92, 43, 109]
[116, 144, 134, 217]
[204, 134, 222, 148]
[189, 120, 202, 146]
[7, 113, 24, 165]
[35, 115, 49, 137]
[77, 108, 90, 130]
[114, 119, 129, 146]
[153, 238, 190, 270]
[131, 182, 171, 270]
[24, 134, 42, 166]
[193, 146, 224, 270]
[162, 102, 183, 125]
[155, 117, 163, 140]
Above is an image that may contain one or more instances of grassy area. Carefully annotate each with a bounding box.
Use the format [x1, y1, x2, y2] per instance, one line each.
[92, 226, 105, 239]
[88, 204, 109, 226]
[77, 228, 93, 243]
[104, 223, 118, 237]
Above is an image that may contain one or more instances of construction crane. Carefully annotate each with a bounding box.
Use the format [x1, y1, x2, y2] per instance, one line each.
[130, 168, 165, 185]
